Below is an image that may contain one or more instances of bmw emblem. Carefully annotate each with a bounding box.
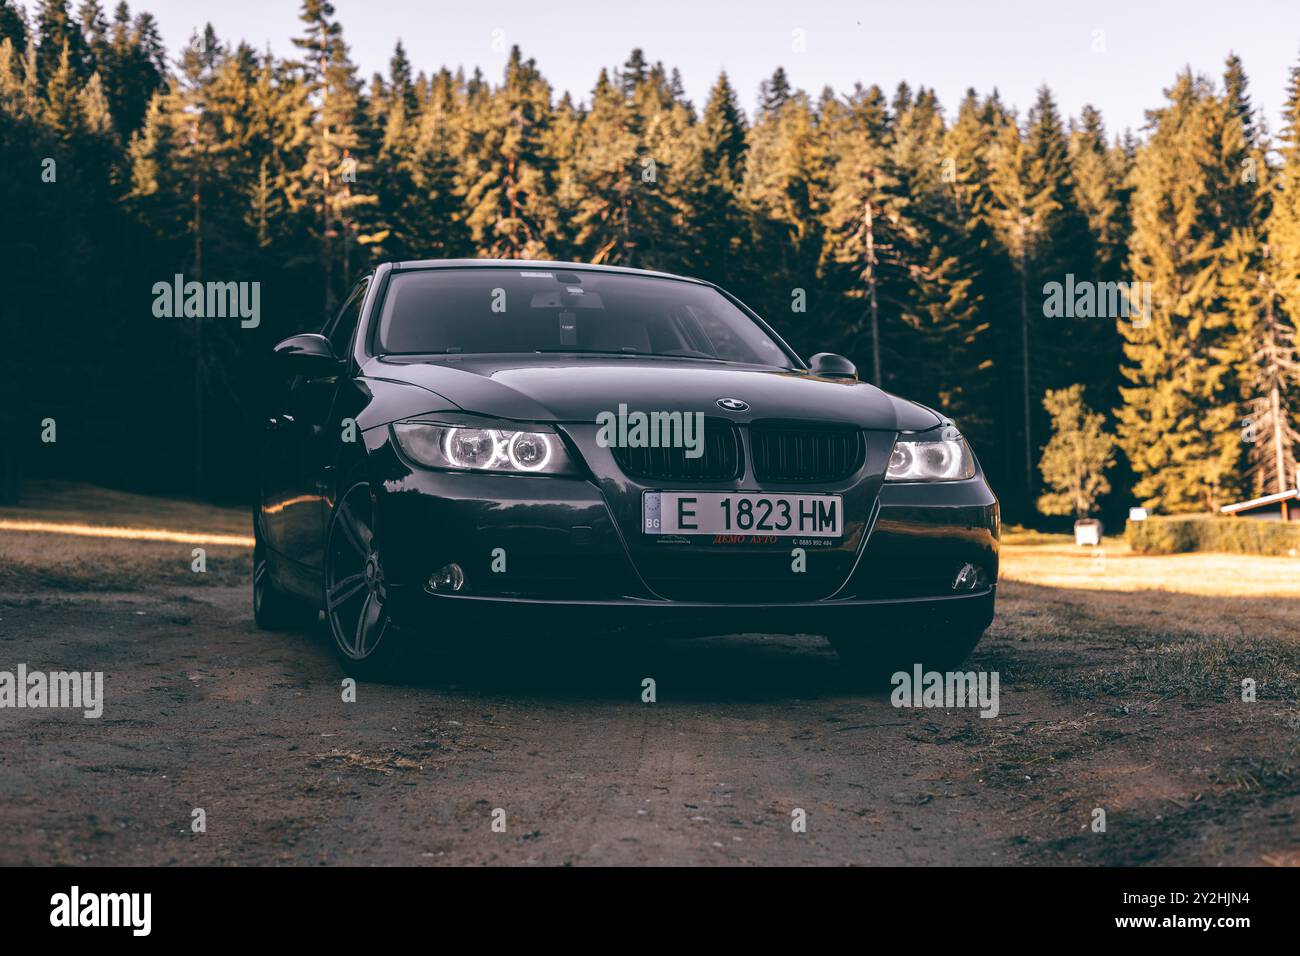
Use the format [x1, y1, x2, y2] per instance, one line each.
[716, 398, 749, 412]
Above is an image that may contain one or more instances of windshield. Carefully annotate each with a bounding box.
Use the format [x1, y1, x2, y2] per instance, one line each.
[374, 268, 794, 367]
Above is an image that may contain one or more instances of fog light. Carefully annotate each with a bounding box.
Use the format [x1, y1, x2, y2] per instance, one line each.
[952, 563, 987, 591]
[426, 563, 465, 593]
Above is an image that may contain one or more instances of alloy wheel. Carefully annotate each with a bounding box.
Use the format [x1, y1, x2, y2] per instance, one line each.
[326, 483, 392, 661]
[253, 540, 268, 617]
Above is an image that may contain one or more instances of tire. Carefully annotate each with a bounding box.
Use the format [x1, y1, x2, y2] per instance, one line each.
[829, 629, 984, 687]
[324, 480, 409, 680]
[253, 523, 320, 631]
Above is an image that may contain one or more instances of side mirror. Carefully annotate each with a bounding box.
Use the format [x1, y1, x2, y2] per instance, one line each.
[809, 352, 858, 380]
[273, 333, 341, 376]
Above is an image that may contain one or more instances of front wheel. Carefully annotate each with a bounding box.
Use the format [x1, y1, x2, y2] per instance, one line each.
[324, 481, 408, 680]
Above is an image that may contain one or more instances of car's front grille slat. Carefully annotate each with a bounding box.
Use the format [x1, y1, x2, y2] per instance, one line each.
[609, 417, 741, 482]
[609, 418, 863, 484]
[750, 422, 864, 483]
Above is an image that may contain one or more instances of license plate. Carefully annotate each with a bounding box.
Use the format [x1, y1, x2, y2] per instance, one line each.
[643, 491, 843, 538]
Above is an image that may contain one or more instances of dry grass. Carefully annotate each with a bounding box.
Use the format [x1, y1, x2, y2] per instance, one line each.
[0, 531, 251, 592]
[0, 480, 250, 537]
[982, 530, 1300, 704]
[986, 539, 1300, 706]
[1001, 530, 1300, 599]
[0, 481, 252, 593]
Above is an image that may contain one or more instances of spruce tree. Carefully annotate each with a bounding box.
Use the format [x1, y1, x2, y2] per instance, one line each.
[758, 66, 791, 117]
[892, 87, 990, 442]
[369, 62, 467, 262]
[1068, 105, 1128, 276]
[984, 86, 1090, 501]
[937, 90, 1007, 470]
[1253, 55, 1300, 492]
[743, 86, 826, 347]
[820, 83, 906, 386]
[461, 45, 555, 258]
[1037, 385, 1116, 518]
[564, 67, 678, 269]
[34, 0, 87, 84]
[290, 0, 377, 313]
[689, 71, 748, 285]
[1117, 71, 1246, 511]
[0, 1, 26, 51]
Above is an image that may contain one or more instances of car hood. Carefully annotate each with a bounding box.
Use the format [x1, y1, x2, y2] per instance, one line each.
[362, 354, 943, 431]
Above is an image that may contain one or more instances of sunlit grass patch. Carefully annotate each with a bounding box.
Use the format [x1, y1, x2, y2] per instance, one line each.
[989, 578, 1300, 702]
[0, 480, 250, 537]
[1047, 633, 1300, 702]
[1001, 533, 1300, 599]
[0, 530, 250, 593]
[0, 481, 253, 594]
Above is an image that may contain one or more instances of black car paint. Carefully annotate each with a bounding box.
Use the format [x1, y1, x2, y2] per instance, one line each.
[257, 259, 998, 639]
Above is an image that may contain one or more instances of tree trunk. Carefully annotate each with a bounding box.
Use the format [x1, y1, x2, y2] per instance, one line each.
[321, 35, 333, 315]
[1019, 248, 1032, 492]
[1270, 381, 1287, 493]
[193, 169, 204, 499]
[865, 198, 881, 386]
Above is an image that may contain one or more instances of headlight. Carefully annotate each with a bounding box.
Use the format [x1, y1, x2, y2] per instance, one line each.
[886, 434, 975, 481]
[392, 421, 577, 475]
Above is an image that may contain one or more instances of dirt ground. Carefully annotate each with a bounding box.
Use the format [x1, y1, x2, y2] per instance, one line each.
[1, 491, 1298, 865]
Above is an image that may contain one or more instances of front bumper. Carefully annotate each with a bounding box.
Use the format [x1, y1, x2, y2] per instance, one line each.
[391, 585, 995, 640]
[365, 436, 999, 638]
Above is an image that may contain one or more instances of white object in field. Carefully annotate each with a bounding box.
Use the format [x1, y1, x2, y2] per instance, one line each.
[1129, 507, 1148, 522]
[1074, 518, 1102, 546]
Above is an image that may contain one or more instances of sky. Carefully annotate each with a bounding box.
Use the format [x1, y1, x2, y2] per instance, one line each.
[137, 0, 1300, 137]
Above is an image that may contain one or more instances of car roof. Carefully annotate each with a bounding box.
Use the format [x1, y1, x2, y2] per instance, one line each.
[387, 258, 711, 285]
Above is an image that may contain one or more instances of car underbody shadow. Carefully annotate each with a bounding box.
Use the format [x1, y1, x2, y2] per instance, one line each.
[384, 626, 895, 702]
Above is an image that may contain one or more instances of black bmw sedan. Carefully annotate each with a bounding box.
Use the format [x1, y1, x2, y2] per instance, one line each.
[254, 260, 999, 679]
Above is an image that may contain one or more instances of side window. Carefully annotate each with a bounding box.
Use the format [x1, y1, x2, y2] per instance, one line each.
[326, 279, 370, 357]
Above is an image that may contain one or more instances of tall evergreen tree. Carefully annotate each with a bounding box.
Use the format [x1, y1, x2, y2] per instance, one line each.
[892, 86, 990, 439]
[368, 57, 467, 262]
[1117, 71, 1248, 511]
[619, 47, 648, 97]
[820, 83, 907, 385]
[743, 86, 826, 347]
[0, 1, 26, 51]
[387, 39, 414, 112]
[461, 45, 555, 258]
[290, 0, 378, 313]
[937, 90, 1009, 472]
[34, 0, 87, 82]
[689, 71, 748, 285]
[1252, 55, 1300, 493]
[984, 86, 1090, 498]
[1068, 105, 1129, 277]
[758, 65, 791, 117]
[95, 2, 165, 137]
[563, 67, 679, 268]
